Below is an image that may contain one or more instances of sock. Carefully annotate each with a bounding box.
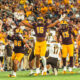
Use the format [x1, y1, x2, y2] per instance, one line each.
[69, 67, 72, 72]
[30, 69, 33, 74]
[63, 66, 67, 71]
[36, 68, 40, 73]
[70, 57, 73, 67]
[41, 56, 47, 72]
[62, 58, 66, 66]
[13, 71, 16, 76]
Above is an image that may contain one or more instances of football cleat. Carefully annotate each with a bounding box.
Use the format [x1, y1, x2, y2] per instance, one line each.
[63, 66, 67, 74]
[8, 74, 16, 78]
[34, 68, 40, 76]
[69, 71, 75, 74]
[42, 71, 47, 76]
[34, 73, 39, 76]
[62, 71, 67, 74]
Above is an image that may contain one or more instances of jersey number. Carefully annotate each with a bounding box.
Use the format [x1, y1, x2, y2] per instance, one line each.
[53, 45, 58, 54]
[62, 31, 69, 38]
[14, 40, 21, 47]
[37, 27, 44, 33]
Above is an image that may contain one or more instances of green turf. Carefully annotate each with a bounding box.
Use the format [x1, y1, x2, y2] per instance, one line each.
[0, 68, 80, 80]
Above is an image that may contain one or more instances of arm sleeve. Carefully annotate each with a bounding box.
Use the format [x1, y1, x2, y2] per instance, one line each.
[32, 23, 36, 29]
[71, 28, 77, 37]
[56, 29, 61, 42]
[7, 35, 14, 41]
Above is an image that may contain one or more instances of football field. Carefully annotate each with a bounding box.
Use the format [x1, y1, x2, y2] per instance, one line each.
[0, 68, 80, 80]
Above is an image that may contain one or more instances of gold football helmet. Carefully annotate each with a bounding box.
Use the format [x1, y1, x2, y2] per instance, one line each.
[15, 29, 23, 34]
[37, 17, 44, 24]
[60, 20, 68, 29]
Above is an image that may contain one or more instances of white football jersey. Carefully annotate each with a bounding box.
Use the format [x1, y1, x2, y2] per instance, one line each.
[48, 43, 61, 60]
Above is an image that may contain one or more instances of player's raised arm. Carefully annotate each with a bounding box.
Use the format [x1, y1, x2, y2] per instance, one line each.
[20, 20, 33, 29]
[56, 28, 61, 43]
[57, 33, 60, 43]
[47, 14, 66, 28]
[18, 33, 27, 43]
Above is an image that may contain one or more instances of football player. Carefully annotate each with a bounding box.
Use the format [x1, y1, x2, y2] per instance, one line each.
[57, 20, 77, 73]
[45, 42, 61, 75]
[0, 21, 6, 71]
[21, 14, 66, 75]
[41, 30, 61, 75]
[7, 28, 27, 77]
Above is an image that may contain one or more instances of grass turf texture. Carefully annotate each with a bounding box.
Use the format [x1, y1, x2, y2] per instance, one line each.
[0, 68, 80, 80]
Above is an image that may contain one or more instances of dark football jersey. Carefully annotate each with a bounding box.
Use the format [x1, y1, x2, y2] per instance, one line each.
[7, 35, 25, 53]
[58, 27, 76, 45]
[32, 23, 48, 37]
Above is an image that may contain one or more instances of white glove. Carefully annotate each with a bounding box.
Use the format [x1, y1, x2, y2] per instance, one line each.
[11, 25, 16, 29]
[7, 31, 14, 36]
[19, 34, 23, 39]
[59, 14, 66, 21]
[20, 26, 25, 30]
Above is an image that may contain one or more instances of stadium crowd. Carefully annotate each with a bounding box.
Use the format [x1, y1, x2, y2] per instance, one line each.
[0, 0, 80, 77]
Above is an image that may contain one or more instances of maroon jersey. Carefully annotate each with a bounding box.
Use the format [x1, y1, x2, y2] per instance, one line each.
[32, 23, 48, 37]
[7, 35, 25, 54]
[58, 27, 76, 45]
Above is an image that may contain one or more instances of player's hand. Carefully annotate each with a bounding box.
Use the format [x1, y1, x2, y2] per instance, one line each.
[59, 14, 66, 21]
[7, 31, 14, 36]
[61, 14, 66, 19]
[19, 34, 23, 39]
[20, 26, 25, 30]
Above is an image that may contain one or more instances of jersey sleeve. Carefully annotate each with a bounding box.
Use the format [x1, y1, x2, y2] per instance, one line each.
[71, 27, 77, 37]
[56, 29, 61, 42]
[32, 23, 36, 30]
[7, 35, 14, 41]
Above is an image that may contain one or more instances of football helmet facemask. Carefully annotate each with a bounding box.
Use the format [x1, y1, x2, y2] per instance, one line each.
[60, 20, 68, 29]
[37, 17, 44, 25]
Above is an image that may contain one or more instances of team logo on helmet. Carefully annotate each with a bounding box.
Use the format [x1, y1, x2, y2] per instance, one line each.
[15, 29, 23, 34]
[37, 17, 44, 24]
